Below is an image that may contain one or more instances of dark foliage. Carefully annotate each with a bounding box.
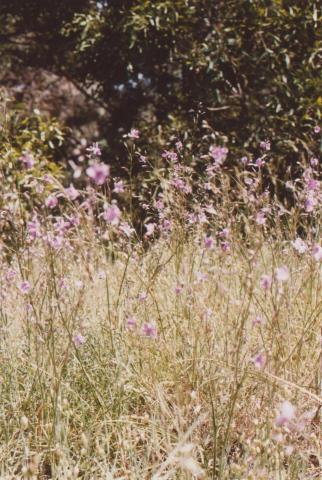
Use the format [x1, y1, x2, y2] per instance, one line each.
[0, 1, 321, 171]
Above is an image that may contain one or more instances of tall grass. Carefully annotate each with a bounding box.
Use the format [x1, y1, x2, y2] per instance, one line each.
[0, 227, 320, 478]
[0, 132, 321, 478]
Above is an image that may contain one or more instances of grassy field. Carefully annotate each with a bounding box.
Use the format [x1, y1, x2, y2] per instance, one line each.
[0, 226, 320, 479]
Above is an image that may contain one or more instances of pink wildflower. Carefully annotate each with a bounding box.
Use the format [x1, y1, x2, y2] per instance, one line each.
[292, 237, 308, 254]
[275, 401, 296, 427]
[162, 219, 172, 232]
[304, 194, 317, 213]
[204, 235, 214, 250]
[128, 128, 140, 139]
[142, 323, 157, 339]
[27, 217, 41, 241]
[260, 274, 272, 290]
[221, 241, 230, 253]
[252, 315, 265, 327]
[255, 211, 266, 225]
[306, 179, 319, 192]
[196, 271, 208, 283]
[126, 316, 137, 331]
[86, 142, 102, 156]
[139, 292, 148, 302]
[203, 308, 213, 320]
[45, 195, 58, 209]
[19, 281, 31, 294]
[73, 333, 86, 347]
[155, 198, 164, 210]
[310, 157, 319, 167]
[284, 445, 294, 456]
[260, 140, 271, 151]
[255, 157, 265, 168]
[219, 228, 230, 239]
[314, 126, 321, 134]
[209, 145, 228, 166]
[5, 269, 17, 282]
[65, 184, 80, 201]
[46, 233, 64, 250]
[275, 266, 290, 282]
[68, 214, 80, 227]
[102, 202, 121, 225]
[244, 177, 253, 186]
[119, 222, 134, 237]
[86, 163, 110, 185]
[252, 352, 266, 370]
[162, 150, 178, 162]
[75, 280, 84, 290]
[312, 244, 322, 262]
[20, 153, 35, 169]
[145, 223, 155, 237]
[113, 180, 125, 193]
[58, 277, 68, 289]
[171, 177, 189, 192]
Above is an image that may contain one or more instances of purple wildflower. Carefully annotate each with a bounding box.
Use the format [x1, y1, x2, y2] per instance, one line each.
[252, 352, 266, 370]
[219, 228, 230, 239]
[310, 157, 319, 167]
[86, 142, 102, 156]
[255, 157, 265, 168]
[260, 140, 271, 151]
[19, 281, 31, 294]
[292, 238, 308, 254]
[27, 216, 41, 241]
[113, 180, 125, 193]
[275, 266, 290, 282]
[145, 223, 155, 237]
[138, 292, 148, 302]
[162, 150, 178, 162]
[312, 244, 322, 262]
[304, 194, 317, 213]
[73, 333, 86, 347]
[275, 401, 296, 427]
[102, 202, 121, 226]
[45, 195, 58, 209]
[126, 316, 137, 331]
[255, 211, 266, 225]
[204, 235, 214, 250]
[128, 129, 140, 139]
[86, 163, 110, 185]
[221, 241, 230, 253]
[65, 184, 80, 201]
[20, 153, 35, 169]
[260, 274, 272, 290]
[142, 323, 157, 339]
[209, 145, 228, 166]
[252, 315, 265, 327]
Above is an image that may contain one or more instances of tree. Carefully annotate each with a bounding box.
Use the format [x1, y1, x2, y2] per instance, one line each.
[0, 0, 321, 172]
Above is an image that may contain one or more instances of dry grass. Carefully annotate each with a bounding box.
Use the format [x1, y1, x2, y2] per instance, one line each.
[0, 230, 320, 479]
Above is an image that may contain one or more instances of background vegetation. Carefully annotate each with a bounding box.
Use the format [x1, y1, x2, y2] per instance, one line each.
[0, 1, 321, 188]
